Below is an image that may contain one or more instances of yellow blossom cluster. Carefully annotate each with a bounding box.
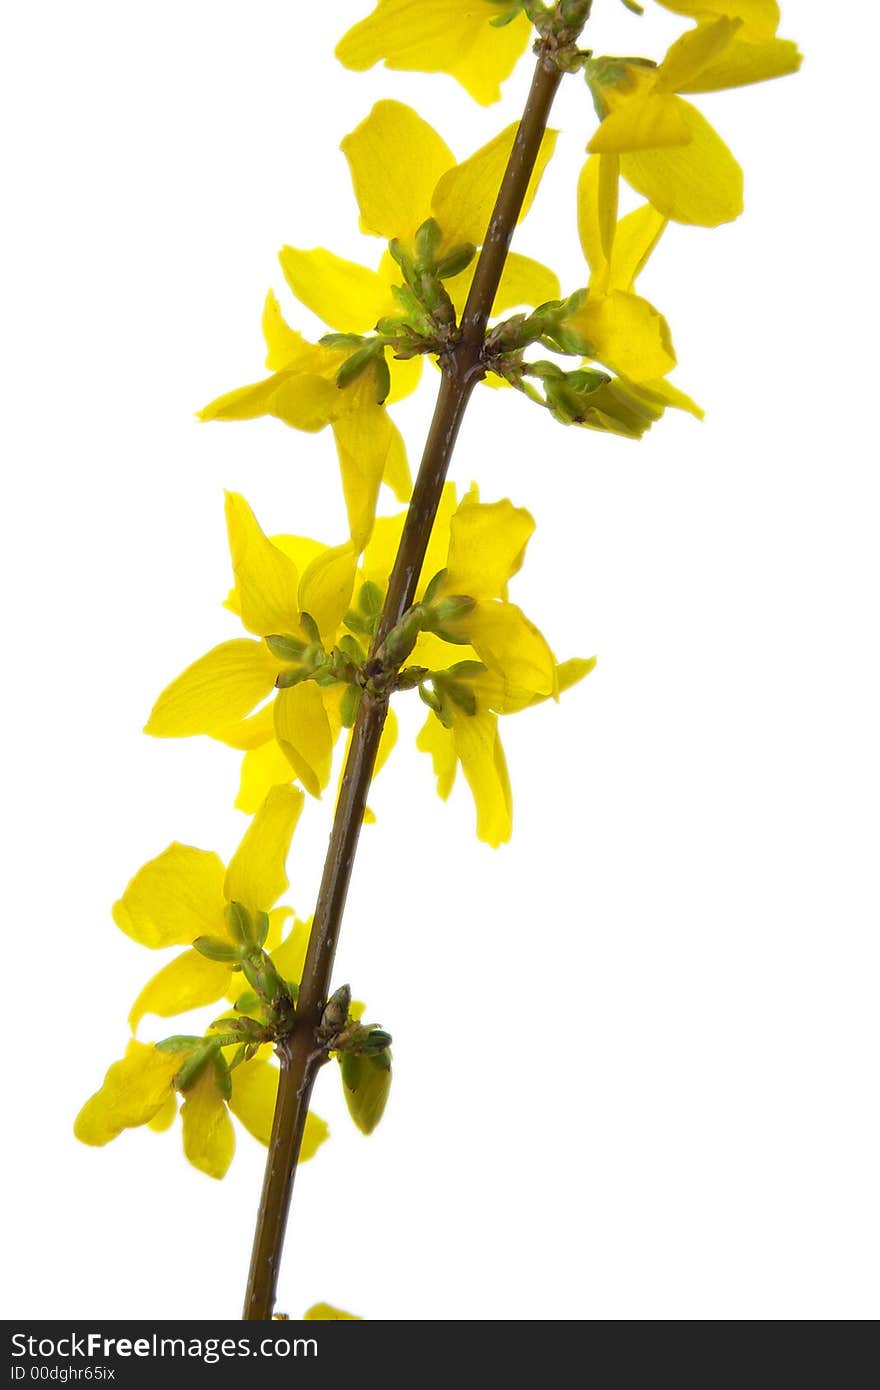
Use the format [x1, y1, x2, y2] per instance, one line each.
[77, 0, 800, 1197]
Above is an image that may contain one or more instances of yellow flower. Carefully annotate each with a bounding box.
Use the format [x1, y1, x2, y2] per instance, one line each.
[114, 785, 303, 1028]
[587, 8, 801, 225]
[361, 483, 595, 846]
[146, 493, 357, 799]
[561, 152, 702, 420]
[200, 101, 559, 549]
[304, 1303, 361, 1320]
[74, 1039, 329, 1181]
[76, 796, 330, 1180]
[199, 300, 410, 552]
[336, 0, 532, 106]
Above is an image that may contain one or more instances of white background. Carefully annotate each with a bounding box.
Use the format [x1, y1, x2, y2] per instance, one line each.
[2, 1, 877, 1321]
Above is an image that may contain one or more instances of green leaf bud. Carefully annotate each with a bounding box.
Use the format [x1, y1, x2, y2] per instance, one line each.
[319, 984, 352, 1042]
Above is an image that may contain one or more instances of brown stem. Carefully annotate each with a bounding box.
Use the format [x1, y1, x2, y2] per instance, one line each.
[243, 34, 573, 1322]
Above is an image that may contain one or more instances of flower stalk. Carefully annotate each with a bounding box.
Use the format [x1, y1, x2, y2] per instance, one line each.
[242, 22, 580, 1322]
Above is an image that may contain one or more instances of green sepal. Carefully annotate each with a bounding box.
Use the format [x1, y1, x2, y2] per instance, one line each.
[299, 612, 321, 645]
[437, 677, 477, 717]
[265, 633, 306, 662]
[336, 343, 378, 391]
[320, 332, 365, 351]
[212, 1050, 233, 1103]
[338, 633, 367, 664]
[275, 666, 309, 689]
[427, 594, 476, 628]
[343, 608, 372, 636]
[193, 934, 241, 964]
[358, 580, 384, 619]
[414, 217, 442, 269]
[340, 684, 361, 729]
[226, 900, 256, 947]
[155, 1035, 204, 1055]
[172, 1039, 219, 1092]
[373, 352, 391, 405]
[422, 569, 447, 605]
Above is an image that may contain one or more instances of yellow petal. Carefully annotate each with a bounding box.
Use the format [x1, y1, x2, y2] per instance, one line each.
[235, 739, 298, 815]
[608, 205, 667, 294]
[332, 404, 395, 551]
[261, 291, 312, 371]
[145, 640, 278, 738]
[416, 712, 458, 800]
[228, 1055, 331, 1160]
[113, 843, 227, 949]
[374, 705, 398, 779]
[298, 544, 357, 644]
[336, 0, 530, 106]
[180, 1065, 235, 1179]
[447, 7, 531, 106]
[446, 252, 562, 320]
[75, 1041, 180, 1146]
[382, 418, 412, 499]
[198, 373, 287, 423]
[471, 654, 597, 714]
[620, 98, 743, 226]
[340, 100, 454, 242]
[225, 491, 301, 637]
[677, 36, 802, 92]
[432, 124, 557, 247]
[444, 497, 535, 599]
[653, 0, 781, 44]
[576, 154, 620, 291]
[636, 376, 705, 419]
[570, 289, 676, 381]
[269, 373, 341, 431]
[589, 93, 692, 154]
[279, 246, 395, 334]
[304, 1303, 360, 1321]
[656, 16, 741, 93]
[147, 1090, 177, 1133]
[274, 683, 335, 798]
[451, 707, 512, 847]
[226, 1055, 277, 1145]
[224, 783, 304, 914]
[129, 950, 232, 1032]
[386, 352, 423, 409]
[463, 601, 557, 697]
[213, 701, 275, 753]
[270, 915, 312, 989]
